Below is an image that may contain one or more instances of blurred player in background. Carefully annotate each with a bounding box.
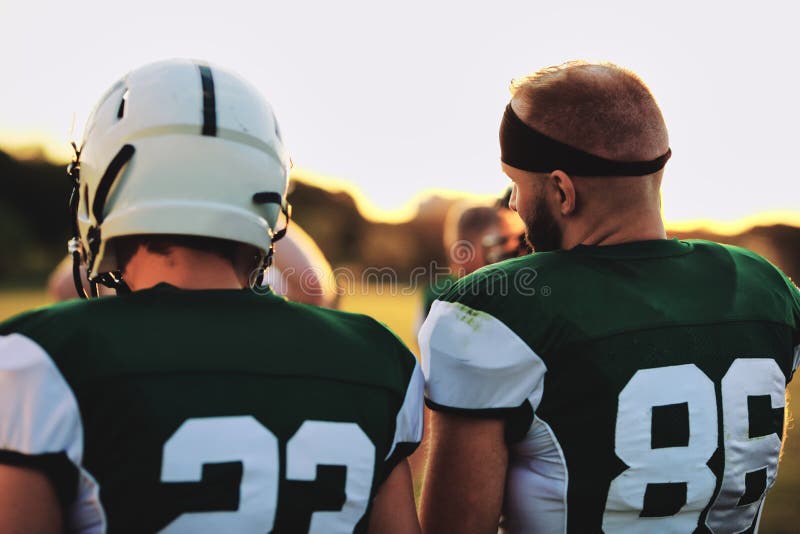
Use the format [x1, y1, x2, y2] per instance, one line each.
[418, 194, 527, 323]
[0, 60, 421, 533]
[262, 223, 337, 307]
[420, 60, 800, 533]
[484, 187, 531, 264]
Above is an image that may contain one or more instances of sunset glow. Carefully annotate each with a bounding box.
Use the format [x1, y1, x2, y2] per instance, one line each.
[2, 0, 798, 225]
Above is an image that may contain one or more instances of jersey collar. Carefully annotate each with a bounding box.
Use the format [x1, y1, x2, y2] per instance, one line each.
[565, 238, 694, 259]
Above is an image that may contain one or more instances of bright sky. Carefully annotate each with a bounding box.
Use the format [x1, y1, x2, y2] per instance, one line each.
[1, 0, 798, 223]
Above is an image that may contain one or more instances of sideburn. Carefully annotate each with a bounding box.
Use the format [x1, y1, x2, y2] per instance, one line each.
[523, 193, 563, 253]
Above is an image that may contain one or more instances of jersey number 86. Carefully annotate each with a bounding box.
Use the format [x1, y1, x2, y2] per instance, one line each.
[603, 358, 784, 533]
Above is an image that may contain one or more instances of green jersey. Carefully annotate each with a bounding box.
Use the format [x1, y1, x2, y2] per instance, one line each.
[421, 273, 458, 319]
[418, 274, 459, 331]
[419, 239, 800, 533]
[0, 284, 423, 533]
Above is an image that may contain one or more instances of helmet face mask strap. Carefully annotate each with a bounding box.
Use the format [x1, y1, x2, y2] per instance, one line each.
[93, 271, 130, 295]
[67, 141, 134, 298]
[85, 144, 136, 296]
[67, 141, 91, 299]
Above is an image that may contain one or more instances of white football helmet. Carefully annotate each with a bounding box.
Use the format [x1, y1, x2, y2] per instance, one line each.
[70, 59, 290, 288]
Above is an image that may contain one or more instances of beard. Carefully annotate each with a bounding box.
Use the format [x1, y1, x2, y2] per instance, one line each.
[522, 194, 563, 252]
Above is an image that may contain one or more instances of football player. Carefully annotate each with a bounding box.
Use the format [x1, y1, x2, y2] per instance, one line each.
[0, 60, 422, 533]
[419, 61, 800, 533]
[419, 199, 527, 324]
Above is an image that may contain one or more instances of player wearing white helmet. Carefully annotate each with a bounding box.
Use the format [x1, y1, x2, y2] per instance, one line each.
[0, 60, 422, 533]
[70, 59, 291, 294]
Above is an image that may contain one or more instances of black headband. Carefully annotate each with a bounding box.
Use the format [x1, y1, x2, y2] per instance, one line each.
[500, 104, 671, 176]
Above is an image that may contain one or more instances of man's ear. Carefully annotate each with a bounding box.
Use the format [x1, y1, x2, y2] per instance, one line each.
[550, 170, 576, 216]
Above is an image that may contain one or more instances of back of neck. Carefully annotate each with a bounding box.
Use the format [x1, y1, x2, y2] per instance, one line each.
[123, 247, 245, 291]
[562, 209, 666, 249]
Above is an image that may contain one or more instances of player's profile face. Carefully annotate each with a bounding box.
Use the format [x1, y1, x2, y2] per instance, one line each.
[502, 164, 562, 252]
[502, 164, 531, 212]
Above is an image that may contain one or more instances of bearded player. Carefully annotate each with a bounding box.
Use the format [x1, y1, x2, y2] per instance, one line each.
[419, 61, 800, 533]
[0, 60, 422, 533]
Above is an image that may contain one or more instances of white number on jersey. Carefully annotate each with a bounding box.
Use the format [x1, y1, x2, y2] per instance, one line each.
[603, 365, 717, 532]
[159, 416, 375, 533]
[602, 358, 785, 533]
[705, 359, 785, 532]
[286, 421, 375, 533]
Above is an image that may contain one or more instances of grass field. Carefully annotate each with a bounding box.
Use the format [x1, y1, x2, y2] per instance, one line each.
[1, 287, 798, 531]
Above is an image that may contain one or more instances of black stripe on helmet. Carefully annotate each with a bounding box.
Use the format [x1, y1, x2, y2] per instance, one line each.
[92, 144, 135, 224]
[197, 64, 217, 136]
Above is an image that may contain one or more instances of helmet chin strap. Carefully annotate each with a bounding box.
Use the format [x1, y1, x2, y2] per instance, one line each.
[67, 142, 91, 300]
[252, 192, 292, 290]
[94, 272, 132, 295]
[67, 142, 135, 298]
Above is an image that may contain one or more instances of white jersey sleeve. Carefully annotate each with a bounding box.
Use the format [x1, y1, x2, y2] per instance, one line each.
[0, 334, 83, 463]
[419, 300, 547, 412]
[0, 334, 105, 533]
[376, 350, 424, 485]
[386, 360, 424, 460]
